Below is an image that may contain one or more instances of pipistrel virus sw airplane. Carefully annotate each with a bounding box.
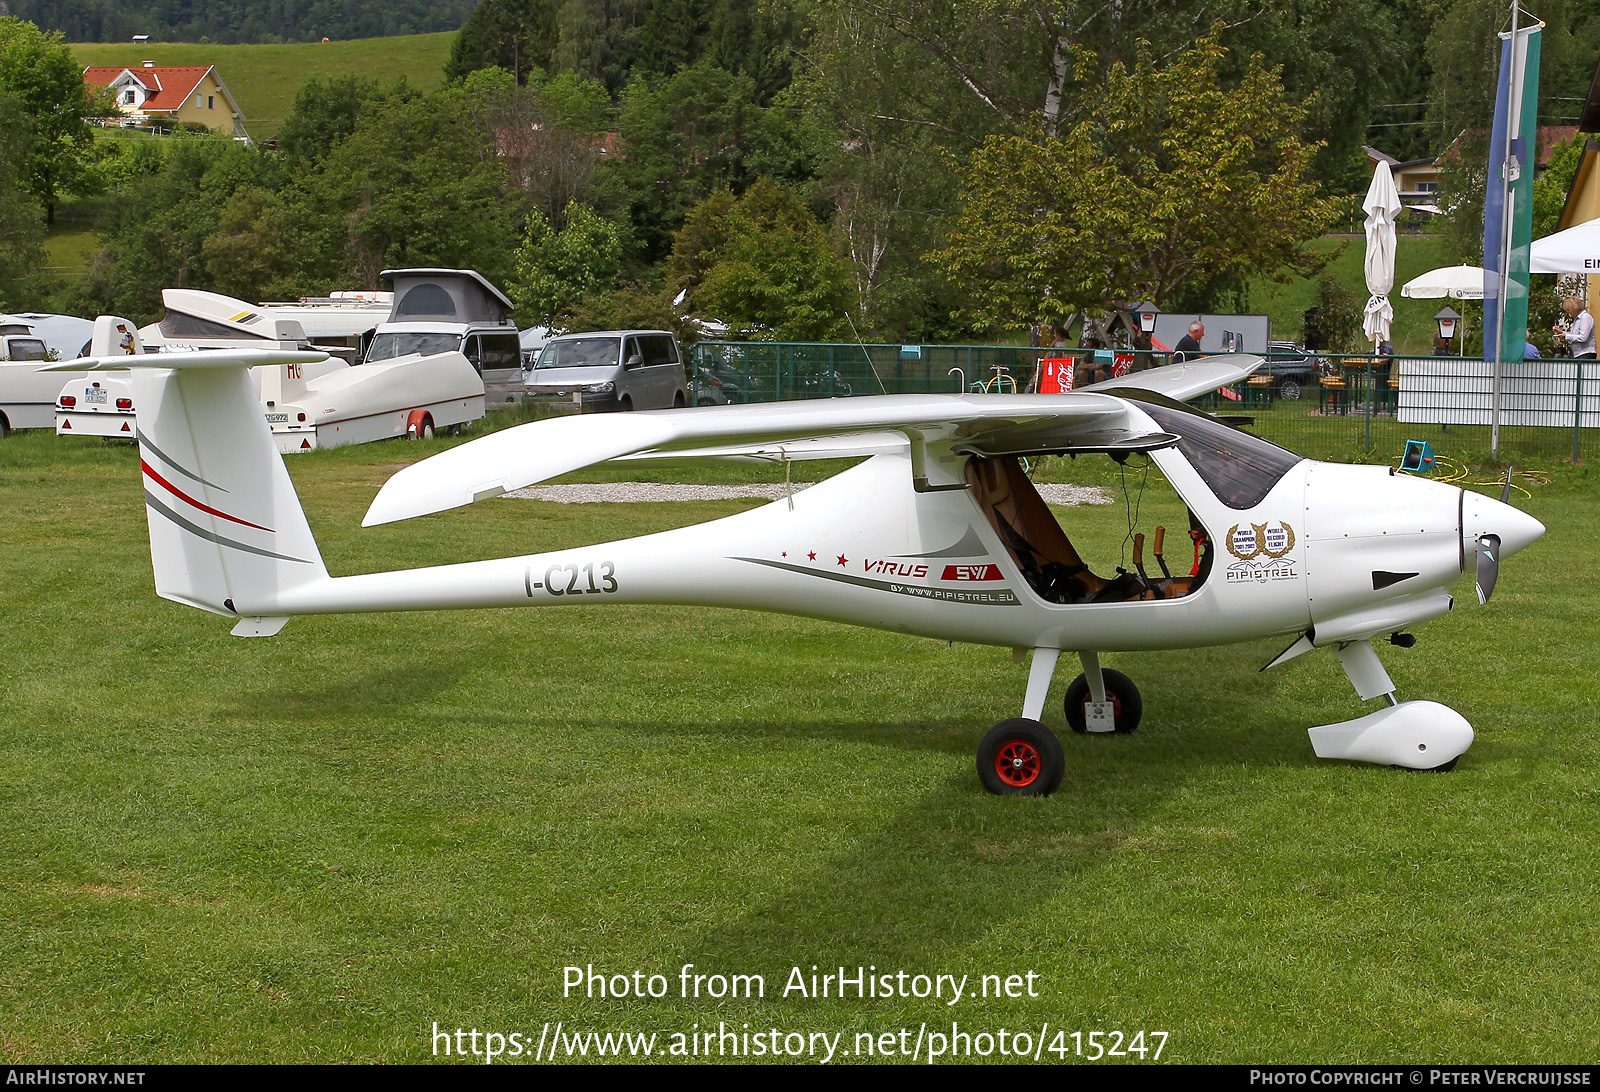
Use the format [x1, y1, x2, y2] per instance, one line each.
[66, 348, 1544, 795]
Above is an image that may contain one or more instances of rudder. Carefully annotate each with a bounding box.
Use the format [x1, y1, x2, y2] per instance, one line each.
[132, 358, 330, 629]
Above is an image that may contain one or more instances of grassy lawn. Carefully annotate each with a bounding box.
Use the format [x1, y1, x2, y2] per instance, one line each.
[0, 411, 1593, 1063]
[68, 33, 455, 139]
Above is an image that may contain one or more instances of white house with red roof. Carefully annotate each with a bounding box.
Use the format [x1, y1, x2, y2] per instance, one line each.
[83, 62, 249, 139]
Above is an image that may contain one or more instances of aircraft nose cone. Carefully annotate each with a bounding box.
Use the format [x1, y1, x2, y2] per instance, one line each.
[1463, 490, 1545, 560]
[1495, 502, 1546, 558]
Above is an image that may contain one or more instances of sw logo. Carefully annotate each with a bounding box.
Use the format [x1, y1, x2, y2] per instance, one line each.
[1225, 521, 1297, 583]
[942, 564, 1004, 581]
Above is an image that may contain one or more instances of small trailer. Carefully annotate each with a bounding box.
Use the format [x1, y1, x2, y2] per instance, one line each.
[56, 290, 486, 452]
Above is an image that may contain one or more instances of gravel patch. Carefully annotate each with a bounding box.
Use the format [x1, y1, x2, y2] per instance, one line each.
[1035, 484, 1113, 505]
[504, 481, 1112, 504]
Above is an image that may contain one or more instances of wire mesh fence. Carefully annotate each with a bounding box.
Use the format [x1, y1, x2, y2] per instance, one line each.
[688, 341, 1599, 463]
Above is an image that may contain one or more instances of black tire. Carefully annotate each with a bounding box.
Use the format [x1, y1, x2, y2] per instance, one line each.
[673, 391, 687, 408]
[1278, 377, 1302, 400]
[977, 718, 1065, 796]
[1408, 757, 1459, 773]
[420, 416, 435, 440]
[696, 396, 717, 407]
[619, 396, 634, 411]
[1063, 668, 1142, 734]
[0, 413, 8, 439]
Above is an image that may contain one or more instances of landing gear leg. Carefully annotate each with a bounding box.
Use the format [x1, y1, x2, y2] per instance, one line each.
[1305, 638, 1472, 770]
[976, 648, 1064, 796]
[1071, 652, 1118, 733]
[1022, 647, 1060, 721]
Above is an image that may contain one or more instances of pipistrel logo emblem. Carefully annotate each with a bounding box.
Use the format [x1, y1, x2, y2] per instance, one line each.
[1225, 521, 1297, 583]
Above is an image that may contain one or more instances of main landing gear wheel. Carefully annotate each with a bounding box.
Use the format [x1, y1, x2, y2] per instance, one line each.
[977, 718, 1065, 796]
[1064, 668, 1142, 734]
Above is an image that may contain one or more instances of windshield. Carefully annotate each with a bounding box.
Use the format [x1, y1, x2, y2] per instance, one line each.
[1136, 402, 1303, 510]
[5, 338, 48, 361]
[536, 337, 621, 368]
[365, 332, 461, 362]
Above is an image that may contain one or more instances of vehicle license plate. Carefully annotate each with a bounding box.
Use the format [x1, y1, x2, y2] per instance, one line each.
[85, 388, 108, 405]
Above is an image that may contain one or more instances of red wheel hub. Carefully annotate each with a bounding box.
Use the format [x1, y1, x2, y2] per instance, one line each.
[994, 740, 1042, 788]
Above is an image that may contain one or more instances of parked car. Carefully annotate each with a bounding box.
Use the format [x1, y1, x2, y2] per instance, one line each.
[694, 360, 749, 405]
[523, 330, 688, 411]
[1260, 341, 1331, 400]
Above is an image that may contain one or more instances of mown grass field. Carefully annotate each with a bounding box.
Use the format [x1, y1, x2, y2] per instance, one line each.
[69, 33, 454, 138]
[1, 412, 1594, 1064]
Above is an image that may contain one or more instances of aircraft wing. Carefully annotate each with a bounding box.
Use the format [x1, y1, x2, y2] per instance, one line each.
[364, 393, 1171, 525]
[1078, 355, 1263, 401]
[614, 430, 912, 465]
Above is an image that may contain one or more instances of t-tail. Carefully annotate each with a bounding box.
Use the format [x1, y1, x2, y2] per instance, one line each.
[54, 348, 335, 636]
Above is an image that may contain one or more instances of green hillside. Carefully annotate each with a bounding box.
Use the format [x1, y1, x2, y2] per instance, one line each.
[69, 32, 455, 139]
[1250, 233, 1456, 355]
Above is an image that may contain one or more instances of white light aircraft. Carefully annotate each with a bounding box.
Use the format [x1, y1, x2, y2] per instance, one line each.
[65, 348, 1544, 795]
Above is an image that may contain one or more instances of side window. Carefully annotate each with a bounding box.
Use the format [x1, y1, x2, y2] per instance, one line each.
[462, 335, 482, 371]
[640, 334, 678, 366]
[479, 334, 519, 371]
[624, 337, 641, 366]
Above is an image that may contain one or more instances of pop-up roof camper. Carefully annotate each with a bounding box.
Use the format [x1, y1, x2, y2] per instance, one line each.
[369, 269, 522, 395]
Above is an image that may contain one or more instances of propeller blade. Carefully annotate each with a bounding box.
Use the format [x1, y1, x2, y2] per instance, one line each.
[1500, 466, 1513, 504]
[1475, 533, 1501, 605]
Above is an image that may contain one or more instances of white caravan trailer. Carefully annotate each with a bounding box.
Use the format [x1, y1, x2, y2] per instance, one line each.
[57, 290, 485, 451]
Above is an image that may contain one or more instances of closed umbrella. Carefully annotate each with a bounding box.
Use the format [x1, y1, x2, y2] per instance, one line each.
[1529, 216, 1600, 273]
[1362, 161, 1402, 347]
[1400, 264, 1488, 300]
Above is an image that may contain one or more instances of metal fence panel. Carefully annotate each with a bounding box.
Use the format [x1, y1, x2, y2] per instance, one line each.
[687, 342, 1597, 461]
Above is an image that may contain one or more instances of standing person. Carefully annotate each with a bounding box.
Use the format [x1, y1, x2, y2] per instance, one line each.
[1173, 320, 1204, 362]
[1554, 296, 1595, 358]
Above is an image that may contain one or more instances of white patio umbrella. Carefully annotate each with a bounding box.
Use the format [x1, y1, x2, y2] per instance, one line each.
[1530, 216, 1600, 273]
[1362, 161, 1402, 346]
[1400, 264, 1488, 300]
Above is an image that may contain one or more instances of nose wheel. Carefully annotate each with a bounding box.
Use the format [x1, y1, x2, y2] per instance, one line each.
[977, 718, 1065, 796]
[1064, 668, 1142, 734]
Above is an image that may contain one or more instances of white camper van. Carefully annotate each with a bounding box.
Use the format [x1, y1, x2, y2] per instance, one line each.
[365, 269, 523, 400]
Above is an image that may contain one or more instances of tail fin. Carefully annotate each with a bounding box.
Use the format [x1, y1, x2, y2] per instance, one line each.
[88, 315, 143, 357]
[126, 352, 332, 635]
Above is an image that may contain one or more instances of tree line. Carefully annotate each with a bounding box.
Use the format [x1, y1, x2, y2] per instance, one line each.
[2, 1, 1599, 343]
[3, 1, 476, 45]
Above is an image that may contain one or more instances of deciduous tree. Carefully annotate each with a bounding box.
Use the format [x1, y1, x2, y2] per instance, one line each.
[673, 178, 856, 341]
[0, 17, 97, 224]
[508, 201, 624, 329]
[931, 33, 1339, 331]
[0, 92, 45, 309]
